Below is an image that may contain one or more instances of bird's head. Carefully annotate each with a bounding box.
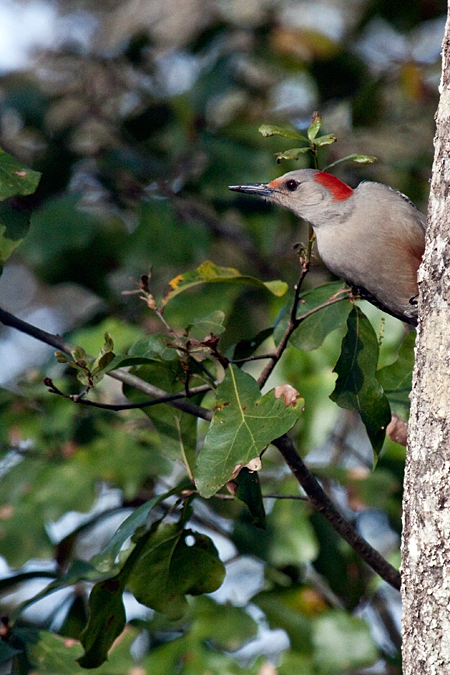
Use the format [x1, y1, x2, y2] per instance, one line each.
[229, 169, 355, 227]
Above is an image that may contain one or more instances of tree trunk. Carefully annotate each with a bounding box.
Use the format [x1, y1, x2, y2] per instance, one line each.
[401, 6, 450, 672]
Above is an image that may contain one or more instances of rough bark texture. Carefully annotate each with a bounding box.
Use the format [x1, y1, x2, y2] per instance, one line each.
[401, 6, 450, 673]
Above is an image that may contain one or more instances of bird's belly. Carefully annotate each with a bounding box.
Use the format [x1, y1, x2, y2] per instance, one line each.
[317, 239, 419, 321]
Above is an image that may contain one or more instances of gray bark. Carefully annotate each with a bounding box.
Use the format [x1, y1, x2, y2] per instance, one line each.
[401, 5, 450, 673]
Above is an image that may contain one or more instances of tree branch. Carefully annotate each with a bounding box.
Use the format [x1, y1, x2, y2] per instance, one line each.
[272, 433, 401, 591]
[43, 377, 212, 411]
[0, 306, 399, 588]
[0, 307, 213, 421]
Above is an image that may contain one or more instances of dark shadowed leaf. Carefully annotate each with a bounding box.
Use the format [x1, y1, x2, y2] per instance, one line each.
[78, 520, 164, 668]
[232, 327, 274, 362]
[274, 283, 351, 351]
[77, 575, 127, 668]
[127, 523, 225, 619]
[0, 641, 22, 665]
[0, 201, 32, 268]
[330, 307, 391, 456]
[377, 330, 416, 410]
[234, 467, 266, 529]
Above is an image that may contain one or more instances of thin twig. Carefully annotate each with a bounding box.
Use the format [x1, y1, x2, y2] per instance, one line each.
[257, 265, 310, 388]
[272, 434, 401, 591]
[0, 307, 213, 421]
[258, 282, 350, 389]
[230, 353, 276, 365]
[262, 493, 308, 501]
[43, 377, 212, 411]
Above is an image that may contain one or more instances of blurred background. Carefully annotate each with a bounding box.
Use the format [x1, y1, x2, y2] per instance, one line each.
[0, 0, 446, 673]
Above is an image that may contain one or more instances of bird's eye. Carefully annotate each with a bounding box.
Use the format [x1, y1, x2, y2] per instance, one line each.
[285, 179, 299, 191]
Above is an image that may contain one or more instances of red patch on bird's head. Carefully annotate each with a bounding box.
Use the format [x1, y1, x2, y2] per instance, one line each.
[314, 172, 353, 201]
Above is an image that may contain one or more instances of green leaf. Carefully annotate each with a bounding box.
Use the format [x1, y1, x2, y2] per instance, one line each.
[127, 334, 178, 361]
[324, 153, 378, 171]
[127, 524, 225, 619]
[78, 521, 160, 668]
[330, 307, 391, 456]
[30, 627, 145, 674]
[90, 490, 180, 572]
[274, 283, 351, 351]
[108, 334, 178, 371]
[71, 345, 88, 363]
[377, 330, 415, 410]
[314, 133, 337, 146]
[352, 154, 378, 163]
[78, 576, 127, 668]
[162, 260, 288, 307]
[307, 113, 322, 142]
[275, 147, 311, 163]
[92, 333, 116, 377]
[123, 363, 200, 476]
[312, 610, 378, 674]
[259, 124, 309, 141]
[102, 331, 114, 353]
[27, 631, 84, 674]
[0, 148, 41, 201]
[0, 201, 32, 268]
[196, 365, 303, 498]
[234, 467, 266, 529]
[187, 310, 226, 340]
[54, 351, 70, 364]
[92, 350, 115, 375]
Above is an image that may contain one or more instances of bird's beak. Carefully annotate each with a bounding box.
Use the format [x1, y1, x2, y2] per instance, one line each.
[228, 183, 273, 197]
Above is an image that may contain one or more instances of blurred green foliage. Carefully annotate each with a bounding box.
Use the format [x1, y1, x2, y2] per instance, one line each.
[0, 0, 444, 672]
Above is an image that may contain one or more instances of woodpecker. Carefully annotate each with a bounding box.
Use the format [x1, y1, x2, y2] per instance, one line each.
[229, 169, 426, 325]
